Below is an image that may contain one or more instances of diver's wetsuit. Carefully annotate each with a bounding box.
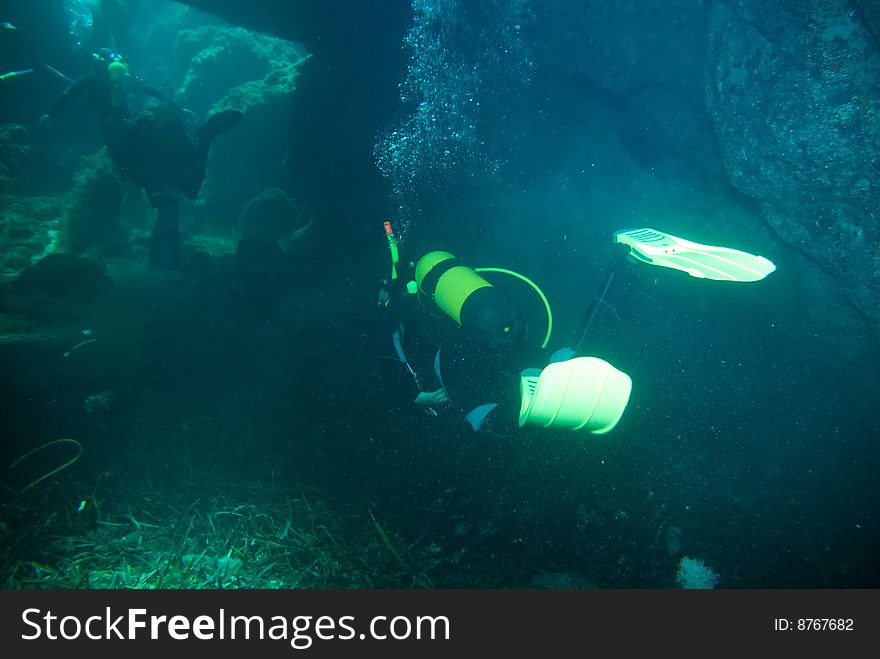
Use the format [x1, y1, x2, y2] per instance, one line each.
[377, 285, 536, 434]
[120, 107, 201, 199]
[47, 64, 166, 165]
[118, 105, 244, 202]
[48, 64, 188, 268]
[119, 107, 242, 268]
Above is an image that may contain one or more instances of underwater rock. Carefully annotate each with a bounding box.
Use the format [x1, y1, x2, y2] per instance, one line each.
[12, 253, 112, 302]
[238, 187, 309, 247]
[65, 151, 127, 255]
[177, 0, 411, 230]
[706, 0, 880, 324]
[171, 25, 306, 229]
[175, 0, 408, 58]
[0, 124, 31, 195]
[175, 25, 304, 117]
[0, 194, 63, 278]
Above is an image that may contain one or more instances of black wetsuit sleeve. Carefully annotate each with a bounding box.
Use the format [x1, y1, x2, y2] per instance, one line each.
[439, 337, 529, 432]
[377, 307, 422, 406]
[47, 76, 90, 118]
[129, 76, 168, 103]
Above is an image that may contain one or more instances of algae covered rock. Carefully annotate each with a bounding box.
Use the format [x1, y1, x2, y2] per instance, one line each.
[0, 124, 31, 195]
[175, 25, 304, 115]
[706, 0, 880, 323]
[12, 253, 112, 302]
[0, 195, 63, 278]
[64, 151, 127, 255]
[238, 187, 309, 246]
[172, 25, 307, 228]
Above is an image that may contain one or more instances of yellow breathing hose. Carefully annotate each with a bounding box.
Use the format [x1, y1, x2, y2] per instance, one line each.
[475, 267, 553, 349]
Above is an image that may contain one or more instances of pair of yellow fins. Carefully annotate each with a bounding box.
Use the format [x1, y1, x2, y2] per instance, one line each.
[614, 228, 776, 282]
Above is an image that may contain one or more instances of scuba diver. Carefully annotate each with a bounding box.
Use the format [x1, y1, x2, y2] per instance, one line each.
[376, 222, 778, 437]
[40, 47, 243, 268]
[376, 222, 634, 436]
[117, 103, 242, 269]
[39, 48, 165, 165]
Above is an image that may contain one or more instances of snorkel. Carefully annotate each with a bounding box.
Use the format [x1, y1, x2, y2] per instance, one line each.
[383, 221, 399, 281]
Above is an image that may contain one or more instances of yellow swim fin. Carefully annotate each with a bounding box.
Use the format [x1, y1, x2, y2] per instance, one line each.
[614, 228, 776, 282]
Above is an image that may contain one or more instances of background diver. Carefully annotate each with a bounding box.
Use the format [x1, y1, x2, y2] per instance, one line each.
[39, 47, 243, 269]
[39, 47, 166, 165]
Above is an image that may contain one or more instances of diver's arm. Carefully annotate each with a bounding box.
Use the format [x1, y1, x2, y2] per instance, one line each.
[377, 308, 425, 407]
[45, 75, 90, 119]
[129, 75, 170, 103]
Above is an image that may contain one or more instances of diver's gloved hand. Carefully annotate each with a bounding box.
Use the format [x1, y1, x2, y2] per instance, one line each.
[414, 389, 448, 407]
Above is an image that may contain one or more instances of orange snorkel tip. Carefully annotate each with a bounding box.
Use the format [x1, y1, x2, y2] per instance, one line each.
[383, 221, 399, 279]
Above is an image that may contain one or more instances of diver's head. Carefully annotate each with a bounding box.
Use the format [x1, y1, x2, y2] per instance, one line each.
[93, 47, 123, 64]
[93, 47, 128, 80]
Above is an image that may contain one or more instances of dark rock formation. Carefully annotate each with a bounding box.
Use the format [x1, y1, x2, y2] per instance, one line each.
[176, 0, 413, 236]
[12, 253, 112, 302]
[0, 193, 62, 277]
[170, 24, 306, 227]
[0, 124, 30, 194]
[706, 0, 880, 323]
[238, 187, 304, 244]
[65, 152, 127, 254]
[173, 0, 880, 326]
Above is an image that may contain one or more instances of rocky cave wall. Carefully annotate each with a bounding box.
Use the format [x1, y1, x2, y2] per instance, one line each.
[706, 0, 880, 325]
[151, 1, 880, 324]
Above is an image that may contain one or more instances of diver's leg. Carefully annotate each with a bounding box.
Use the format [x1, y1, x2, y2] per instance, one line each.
[181, 109, 244, 199]
[199, 109, 243, 143]
[149, 191, 182, 269]
[101, 112, 131, 178]
[179, 150, 204, 200]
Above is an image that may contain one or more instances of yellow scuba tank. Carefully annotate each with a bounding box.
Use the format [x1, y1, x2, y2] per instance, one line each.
[107, 60, 129, 108]
[414, 250, 553, 348]
[414, 251, 492, 326]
